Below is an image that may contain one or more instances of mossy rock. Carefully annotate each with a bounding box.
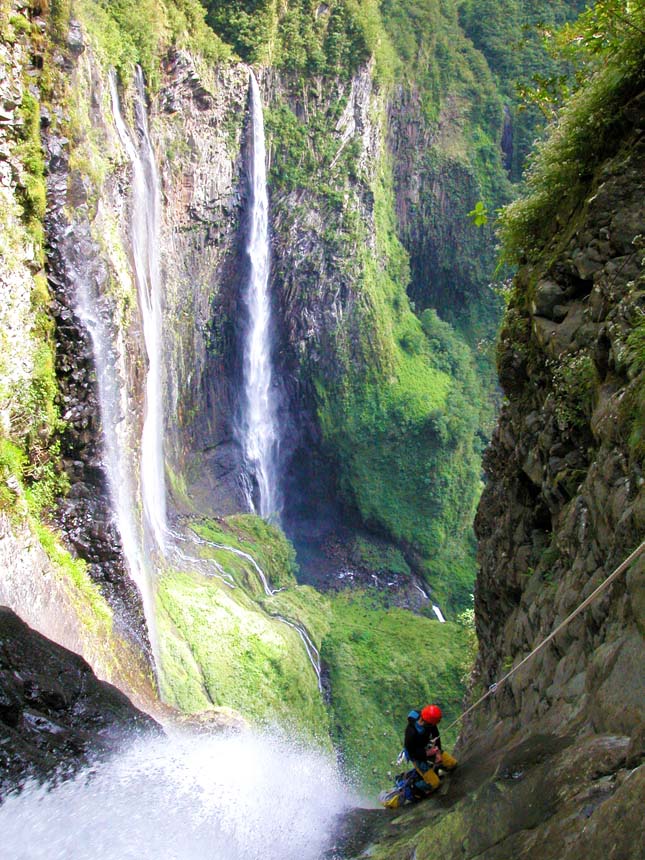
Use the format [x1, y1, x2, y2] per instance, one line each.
[155, 551, 329, 745]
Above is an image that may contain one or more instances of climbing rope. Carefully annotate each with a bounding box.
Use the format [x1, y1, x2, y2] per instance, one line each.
[444, 538, 645, 732]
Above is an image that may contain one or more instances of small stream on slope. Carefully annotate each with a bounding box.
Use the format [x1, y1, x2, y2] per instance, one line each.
[0, 731, 353, 860]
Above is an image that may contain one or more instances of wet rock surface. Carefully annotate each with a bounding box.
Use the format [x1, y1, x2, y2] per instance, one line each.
[45, 117, 149, 652]
[0, 607, 159, 800]
[333, 732, 644, 859]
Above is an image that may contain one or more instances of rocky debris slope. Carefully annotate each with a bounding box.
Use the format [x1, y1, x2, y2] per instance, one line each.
[0, 606, 158, 799]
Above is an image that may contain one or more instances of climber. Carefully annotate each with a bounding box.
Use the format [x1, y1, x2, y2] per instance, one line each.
[403, 704, 458, 792]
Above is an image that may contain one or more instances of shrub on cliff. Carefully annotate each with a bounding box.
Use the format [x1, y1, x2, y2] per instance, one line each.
[499, 0, 645, 263]
[77, 0, 230, 87]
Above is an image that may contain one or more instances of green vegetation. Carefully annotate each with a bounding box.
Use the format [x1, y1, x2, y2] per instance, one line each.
[306, 139, 482, 609]
[15, 89, 46, 251]
[0, 16, 66, 523]
[0, 296, 68, 519]
[193, 514, 299, 592]
[322, 589, 471, 791]
[373, 0, 512, 366]
[155, 519, 329, 739]
[157, 569, 331, 730]
[549, 352, 597, 431]
[265, 95, 363, 199]
[352, 535, 410, 576]
[50, 0, 73, 42]
[459, 0, 587, 181]
[203, 0, 397, 82]
[498, 1, 645, 264]
[77, 0, 230, 86]
[495, 1, 645, 474]
[32, 521, 113, 630]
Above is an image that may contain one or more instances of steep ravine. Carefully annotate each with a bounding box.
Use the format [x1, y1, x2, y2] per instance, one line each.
[336, 97, 645, 860]
[2, 7, 642, 856]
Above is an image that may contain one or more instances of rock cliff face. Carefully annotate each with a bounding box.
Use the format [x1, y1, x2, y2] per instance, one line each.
[388, 84, 507, 344]
[0, 606, 158, 800]
[472, 124, 644, 746]
[343, 94, 645, 860]
[154, 51, 249, 515]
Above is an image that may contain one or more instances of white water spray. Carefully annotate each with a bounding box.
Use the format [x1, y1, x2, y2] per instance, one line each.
[110, 68, 167, 553]
[0, 731, 352, 860]
[239, 71, 281, 522]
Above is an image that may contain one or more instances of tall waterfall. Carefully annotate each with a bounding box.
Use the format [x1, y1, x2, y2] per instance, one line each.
[72, 242, 159, 663]
[239, 72, 282, 522]
[110, 67, 167, 553]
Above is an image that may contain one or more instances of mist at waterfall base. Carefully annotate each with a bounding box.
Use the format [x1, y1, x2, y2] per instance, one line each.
[0, 729, 354, 860]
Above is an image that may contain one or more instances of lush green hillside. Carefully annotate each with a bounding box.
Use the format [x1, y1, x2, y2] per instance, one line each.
[155, 515, 475, 792]
[459, 0, 588, 181]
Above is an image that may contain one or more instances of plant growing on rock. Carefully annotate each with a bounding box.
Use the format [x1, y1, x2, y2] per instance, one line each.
[548, 352, 597, 431]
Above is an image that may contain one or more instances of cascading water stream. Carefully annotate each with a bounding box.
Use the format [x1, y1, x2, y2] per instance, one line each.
[73, 268, 160, 664]
[187, 528, 278, 596]
[177, 529, 323, 681]
[239, 71, 281, 523]
[276, 616, 323, 691]
[432, 605, 446, 623]
[0, 731, 353, 860]
[412, 584, 446, 623]
[110, 68, 167, 554]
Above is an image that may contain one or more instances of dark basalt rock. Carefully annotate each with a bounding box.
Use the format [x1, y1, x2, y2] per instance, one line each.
[0, 608, 159, 800]
[44, 120, 150, 656]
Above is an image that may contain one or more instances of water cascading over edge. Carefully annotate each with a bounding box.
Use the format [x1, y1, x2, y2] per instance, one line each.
[110, 67, 168, 555]
[94, 67, 169, 669]
[72, 212, 158, 662]
[238, 71, 282, 523]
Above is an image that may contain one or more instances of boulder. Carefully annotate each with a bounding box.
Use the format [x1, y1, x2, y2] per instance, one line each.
[0, 607, 159, 799]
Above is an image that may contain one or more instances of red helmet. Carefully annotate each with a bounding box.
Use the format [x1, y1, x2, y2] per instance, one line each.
[421, 704, 442, 724]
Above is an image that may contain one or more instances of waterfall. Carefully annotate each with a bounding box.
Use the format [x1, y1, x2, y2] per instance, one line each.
[73, 267, 160, 663]
[109, 68, 167, 553]
[0, 731, 352, 860]
[432, 605, 446, 623]
[239, 71, 281, 523]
